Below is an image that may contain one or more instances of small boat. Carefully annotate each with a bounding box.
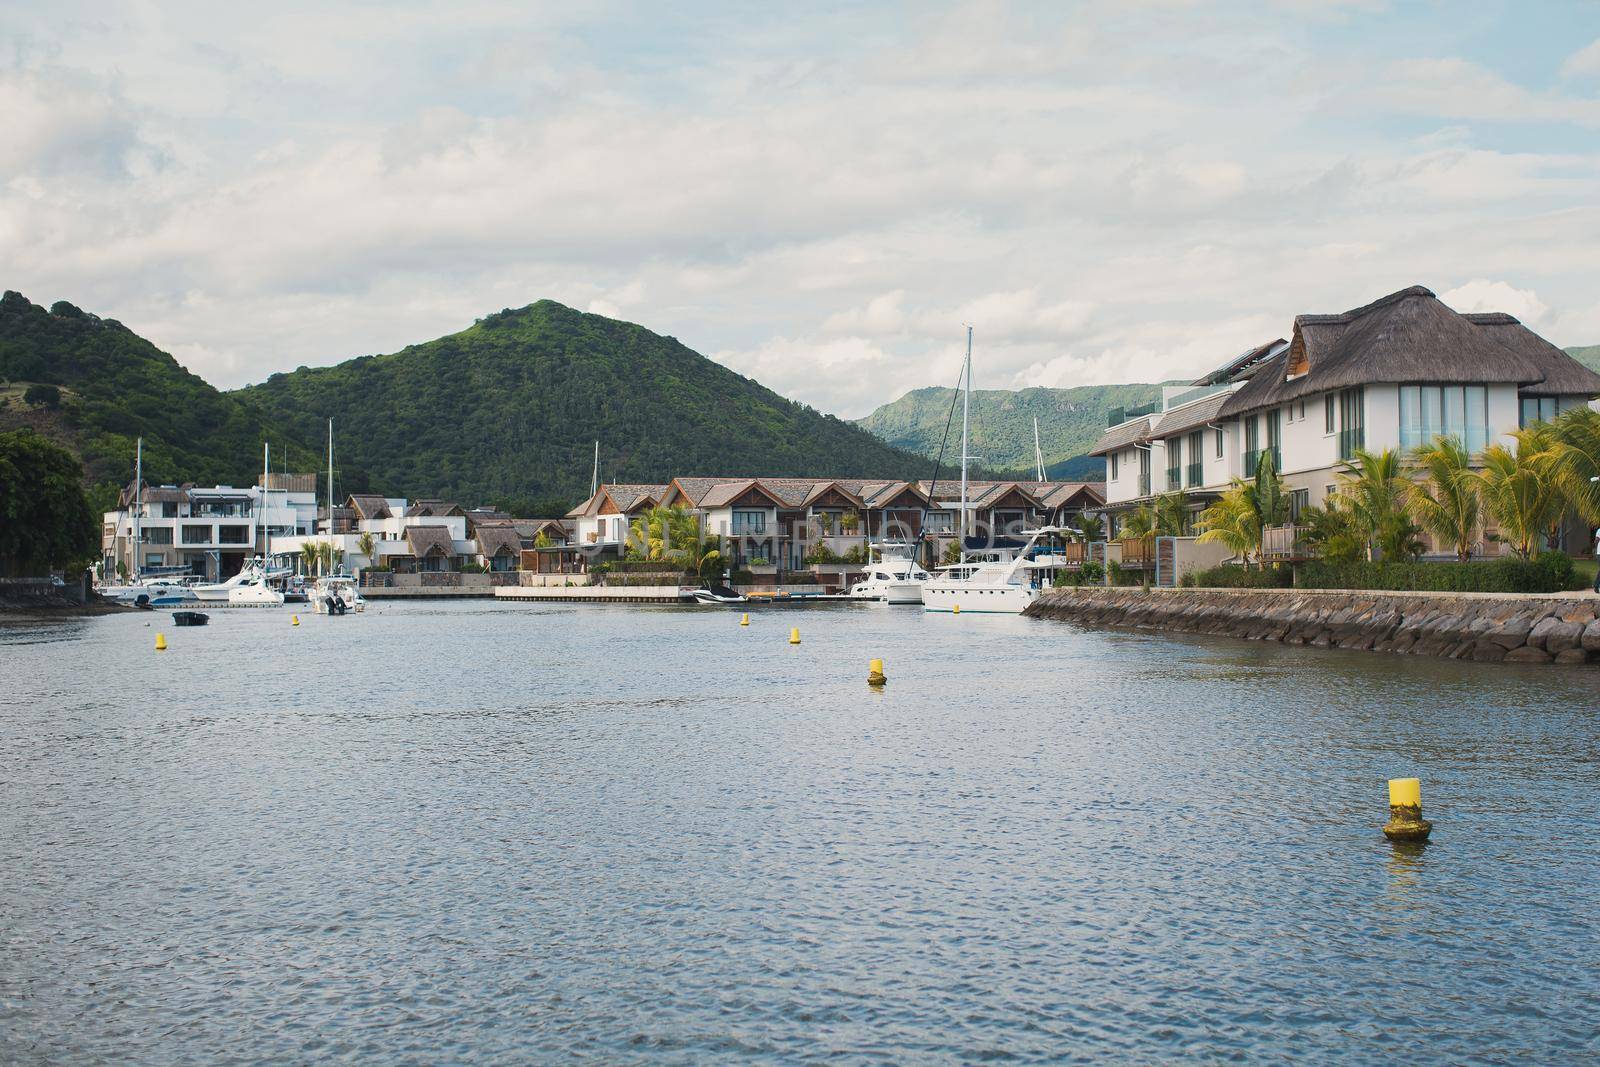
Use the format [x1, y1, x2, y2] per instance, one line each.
[849, 542, 931, 603]
[690, 585, 747, 604]
[312, 573, 365, 615]
[171, 610, 210, 626]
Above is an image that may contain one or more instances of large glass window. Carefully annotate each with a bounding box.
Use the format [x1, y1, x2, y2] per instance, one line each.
[731, 509, 766, 535]
[1401, 384, 1491, 452]
[1338, 387, 1365, 460]
[1519, 395, 1560, 428]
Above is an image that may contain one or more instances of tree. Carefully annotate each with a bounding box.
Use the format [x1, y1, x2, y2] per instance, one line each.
[628, 505, 701, 563]
[0, 429, 97, 576]
[1253, 447, 1289, 531]
[1121, 506, 1156, 539]
[1336, 448, 1408, 561]
[1547, 406, 1600, 527]
[1076, 513, 1104, 542]
[1299, 498, 1365, 564]
[22, 383, 60, 408]
[697, 534, 725, 585]
[1405, 435, 1480, 561]
[1197, 483, 1262, 563]
[1472, 427, 1564, 558]
[1152, 491, 1189, 537]
[357, 531, 375, 561]
[299, 542, 320, 576]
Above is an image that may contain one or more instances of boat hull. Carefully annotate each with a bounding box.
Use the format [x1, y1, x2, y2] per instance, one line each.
[850, 580, 925, 604]
[920, 583, 1036, 614]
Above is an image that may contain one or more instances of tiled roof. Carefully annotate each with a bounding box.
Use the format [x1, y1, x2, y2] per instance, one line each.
[667, 477, 728, 506]
[1088, 416, 1154, 456]
[699, 479, 764, 508]
[1037, 482, 1106, 508]
[1152, 391, 1232, 438]
[603, 484, 669, 512]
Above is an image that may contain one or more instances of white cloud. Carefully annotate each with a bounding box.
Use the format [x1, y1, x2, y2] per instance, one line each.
[1440, 279, 1549, 324]
[1561, 38, 1600, 80]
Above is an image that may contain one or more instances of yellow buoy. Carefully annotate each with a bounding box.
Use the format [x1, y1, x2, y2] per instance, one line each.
[740, 613, 749, 627]
[291, 615, 300, 626]
[788, 626, 801, 645]
[868, 658, 886, 687]
[1383, 777, 1432, 842]
[154, 632, 167, 651]
[952, 604, 961, 615]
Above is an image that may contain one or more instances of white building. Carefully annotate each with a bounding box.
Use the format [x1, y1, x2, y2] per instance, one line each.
[270, 495, 524, 574]
[102, 473, 318, 581]
[1091, 285, 1600, 552]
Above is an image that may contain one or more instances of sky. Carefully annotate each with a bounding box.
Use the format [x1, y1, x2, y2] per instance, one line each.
[4, 1, 1600, 418]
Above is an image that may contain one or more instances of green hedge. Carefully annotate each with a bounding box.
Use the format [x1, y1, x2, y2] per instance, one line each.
[603, 573, 688, 587]
[612, 559, 693, 574]
[1297, 552, 1581, 594]
[1182, 564, 1295, 589]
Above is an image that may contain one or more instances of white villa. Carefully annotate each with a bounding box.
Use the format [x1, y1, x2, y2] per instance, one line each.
[102, 473, 318, 581]
[1091, 285, 1600, 556]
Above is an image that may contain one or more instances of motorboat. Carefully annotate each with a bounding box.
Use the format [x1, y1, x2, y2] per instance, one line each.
[103, 578, 195, 608]
[921, 526, 1071, 615]
[171, 610, 210, 626]
[192, 560, 267, 602]
[848, 542, 931, 603]
[312, 574, 365, 615]
[690, 585, 747, 604]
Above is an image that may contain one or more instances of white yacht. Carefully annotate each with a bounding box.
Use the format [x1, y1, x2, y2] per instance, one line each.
[921, 526, 1069, 614]
[102, 576, 195, 608]
[193, 559, 285, 606]
[849, 543, 931, 603]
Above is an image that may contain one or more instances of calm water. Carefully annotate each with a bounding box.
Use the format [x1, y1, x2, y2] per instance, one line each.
[2, 600, 1598, 1063]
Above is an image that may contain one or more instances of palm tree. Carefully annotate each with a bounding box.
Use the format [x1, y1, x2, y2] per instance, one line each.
[1121, 506, 1156, 539]
[1153, 491, 1189, 537]
[1472, 426, 1564, 558]
[1076, 514, 1104, 542]
[1548, 406, 1600, 527]
[1253, 448, 1288, 532]
[299, 542, 320, 576]
[1336, 447, 1408, 560]
[629, 505, 701, 563]
[1299, 498, 1365, 564]
[357, 531, 376, 566]
[1405, 435, 1480, 561]
[1197, 483, 1262, 563]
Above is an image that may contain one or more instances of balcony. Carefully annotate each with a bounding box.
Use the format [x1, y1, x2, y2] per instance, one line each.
[1120, 536, 1155, 566]
[1186, 462, 1203, 487]
[1338, 427, 1365, 461]
[1137, 473, 1151, 497]
[1244, 447, 1281, 478]
[1166, 469, 1181, 492]
[1261, 524, 1312, 562]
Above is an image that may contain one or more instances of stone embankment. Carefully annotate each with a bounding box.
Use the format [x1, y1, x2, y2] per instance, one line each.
[1025, 587, 1600, 665]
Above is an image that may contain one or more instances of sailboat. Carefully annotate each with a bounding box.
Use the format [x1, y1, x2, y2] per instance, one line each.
[921, 328, 1061, 614]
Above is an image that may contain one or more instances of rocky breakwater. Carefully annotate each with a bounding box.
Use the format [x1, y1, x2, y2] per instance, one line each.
[1024, 587, 1600, 666]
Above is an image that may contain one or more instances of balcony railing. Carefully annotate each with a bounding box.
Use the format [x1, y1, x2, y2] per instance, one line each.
[1137, 473, 1151, 497]
[1120, 536, 1155, 566]
[1244, 447, 1281, 478]
[1338, 427, 1365, 461]
[1166, 469, 1181, 492]
[1261, 524, 1312, 561]
[1186, 462, 1203, 487]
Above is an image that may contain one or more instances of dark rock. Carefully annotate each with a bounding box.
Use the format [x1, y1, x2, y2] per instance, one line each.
[1554, 648, 1590, 666]
[1471, 642, 1508, 662]
[1504, 646, 1552, 664]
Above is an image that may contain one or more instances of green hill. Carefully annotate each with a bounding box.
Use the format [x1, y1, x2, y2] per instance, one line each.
[857, 383, 1166, 480]
[0, 291, 321, 509]
[235, 300, 935, 511]
[1566, 345, 1600, 374]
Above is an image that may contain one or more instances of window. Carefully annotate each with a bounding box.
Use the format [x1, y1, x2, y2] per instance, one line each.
[731, 509, 766, 535]
[181, 524, 211, 544]
[143, 527, 173, 545]
[1214, 426, 1224, 459]
[1400, 385, 1489, 452]
[1325, 484, 1338, 501]
[1109, 451, 1119, 480]
[1244, 414, 1259, 455]
[1289, 488, 1310, 521]
[1187, 430, 1204, 486]
[1165, 437, 1182, 490]
[1138, 448, 1151, 497]
[1266, 409, 1281, 451]
[1337, 387, 1365, 460]
[924, 511, 955, 533]
[1324, 395, 1335, 434]
[218, 525, 251, 545]
[1520, 395, 1561, 428]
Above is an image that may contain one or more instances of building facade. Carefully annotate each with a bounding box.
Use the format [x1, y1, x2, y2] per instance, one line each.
[102, 473, 318, 581]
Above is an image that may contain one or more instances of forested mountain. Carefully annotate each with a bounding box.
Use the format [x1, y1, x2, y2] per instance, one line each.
[857, 382, 1166, 481]
[1567, 345, 1600, 374]
[236, 300, 935, 511]
[0, 291, 321, 509]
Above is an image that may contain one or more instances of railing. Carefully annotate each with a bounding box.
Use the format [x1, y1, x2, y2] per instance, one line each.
[1106, 400, 1161, 427]
[1138, 473, 1151, 497]
[1260, 525, 1312, 561]
[1244, 447, 1281, 478]
[1186, 462, 1203, 487]
[1337, 427, 1364, 461]
[1161, 382, 1229, 410]
[1167, 468, 1181, 492]
[1120, 536, 1155, 566]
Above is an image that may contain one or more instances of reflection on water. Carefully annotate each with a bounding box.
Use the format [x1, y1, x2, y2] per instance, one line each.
[1, 601, 1598, 1063]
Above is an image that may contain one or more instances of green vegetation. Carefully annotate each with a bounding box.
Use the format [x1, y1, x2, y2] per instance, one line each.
[239, 300, 932, 508]
[856, 382, 1166, 480]
[0, 291, 321, 507]
[1297, 553, 1582, 593]
[0, 429, 97, 576]
[1196, 448, 1288, 563]
[1181, 564, 1294, 589]
[1565, 345, 1600, 374]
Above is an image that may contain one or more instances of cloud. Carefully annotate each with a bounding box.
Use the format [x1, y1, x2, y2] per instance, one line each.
[1561, 38, 1600, 80]
[1440, 279, 1549, 324]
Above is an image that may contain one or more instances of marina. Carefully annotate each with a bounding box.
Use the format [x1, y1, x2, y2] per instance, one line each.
[2, 600, 1596, 1062]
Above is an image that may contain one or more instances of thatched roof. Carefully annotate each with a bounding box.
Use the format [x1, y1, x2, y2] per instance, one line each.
[1464, 313, 1600, 396]
[1220, 286, 1546, 418]
[346, 494, 391, 521]
[404, 525, 457, 558]
[405, 499, 464, 518]
[1088, 415, 1154, 456]
[474, 524, 522, 558]
[263, 472, 317, 493]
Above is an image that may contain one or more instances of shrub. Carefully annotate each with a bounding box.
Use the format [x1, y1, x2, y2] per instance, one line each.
[23, 383, 61, 407]
[1080, 560, 1104, 584]
[1184, 564, 1295, 589]
[1297, 552, 1581, 594]
[731, 569, 755, 584]
[804, 544, 842, 565]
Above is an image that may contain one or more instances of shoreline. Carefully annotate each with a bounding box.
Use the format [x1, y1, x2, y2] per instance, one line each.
[1025, 586, 1600, 665]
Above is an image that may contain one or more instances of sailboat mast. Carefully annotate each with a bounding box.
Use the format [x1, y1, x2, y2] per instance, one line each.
[132, 437, 142, 580]
[262, 441, 270, 570]
[960, 325, 971, 546]
[326, 419, 334, 577]
[1034, 417, 1046, 482]
[591, 440, 599, 496]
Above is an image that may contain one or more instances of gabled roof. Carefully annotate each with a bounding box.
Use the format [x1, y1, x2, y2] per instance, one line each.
[1037, 482, 1106, 508]
[666, 477, 729, 507]
[1463, 313, 1600, 397]
[1088, 415, 1154, 456]
[1219, 286, 1546, 418]
[474, 524, 523, 557]
[346, 493, 392, 521]
[516, 518, 571, 541]
[1152, 390, 1232, 438]
[405, 525, 457, 557]
[859, 480, 932, 508]
[406, 499, 464, 518]
[754, 478, 828, 507]
[700, 479, 786, 509]
[800, 480, 864, 507]
[601, 484, 669, 513]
